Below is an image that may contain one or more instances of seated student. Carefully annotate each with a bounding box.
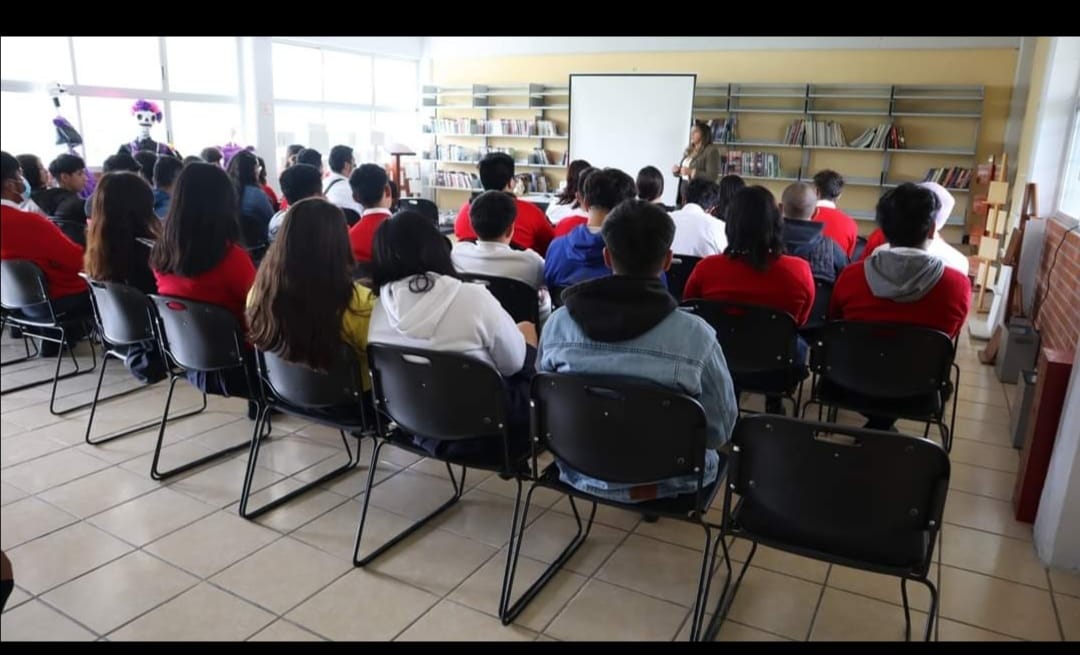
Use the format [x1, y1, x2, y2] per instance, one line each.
[546, 159, 592, 224]
[539, 199, 738, 502]
[324, 145, 361, 214]
[86, 151, 145, 220]
[151, 162, 257, 399]
[669, 178, 728, 258]
[713, 174, 745, 221]
[1, 151, 91, 355]
[247, 198, 375, 394]
[182, 155, 203, 167]
[544, 167, 638, 289]
[200, 147, 224, 168]
[779, 182, 848, 283]
[269, 163, 323, 242]
[36, 154, 89, 225]
[368, 210, 538, 459]
[83, 171, 166, 383]
[133, 151, 157, 186]
[684, 185, 815, 414]
[454, 152, 555, 255]
[636, 165, 674, 211]
[279, 148, 324, 215]
[152, 156, 183, 219]
[811, 169, 859, 258]
[451, 190, 551, 323]
[227, 150, 275, 250]
[552, 166, 596, 238]
[282, 144, 305, 171]
[347, 164, 394, 265]
[859, 181, 970, 276]
[15, 153, 49, 216]
[256, 156, 279, 212]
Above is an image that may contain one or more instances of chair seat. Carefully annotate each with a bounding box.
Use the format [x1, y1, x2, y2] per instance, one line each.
[382, 427, 532, 476]
[533, 462, 721, 519]
[273, 400, 370, 433]
[816, 378, 943, 420]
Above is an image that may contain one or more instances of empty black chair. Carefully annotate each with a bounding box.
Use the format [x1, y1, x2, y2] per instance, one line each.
[398, 197, 440, 225]
[549, 285, 567, 309]
[81, 276, 206, 445]
[801, 321, 958, 451]
[799, 278, 834, 337]
[708, 415, 948, 641]
[147, 295, 257, 480]
[460, 273, 540, 324]
[680, 300, 805, 416]
[0, 260, 97, 411]
[666, 254, 702, 303]
[240, 344, 372, 519]
[502, 373, 731, 640]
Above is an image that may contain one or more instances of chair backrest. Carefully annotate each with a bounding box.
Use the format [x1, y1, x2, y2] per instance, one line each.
[531, 373, 708, 488]
[549, 285, 567, 309]
[49, 217, 86, 246]
[852, 235, 868, 261]
[398, 198, 440, 225]
[148, 295, 245, 372]
[813, 321, 955, 398]
[82, 276, 154, 345]
[801, 279, 834, 332]
[460, 273, 540, 324]
[680, 300, 798, 374]
[258, 343, 364, 410]
[666, 254, 702, 303]
[0, 260, 50, 310]
[727, 415, 949, 570]
[367, 343, 507, 442]
[342, 207, 361, 228]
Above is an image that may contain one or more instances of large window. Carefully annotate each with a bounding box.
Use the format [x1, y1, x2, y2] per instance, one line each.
[1059, 94, 1080, 220]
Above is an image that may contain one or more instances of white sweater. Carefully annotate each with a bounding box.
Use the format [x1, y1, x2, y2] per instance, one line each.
[323, 172, 362, 214]
[368, 273, 527, 377]
[669, 203, 727, 258]
[451, 240, 552, 323]
[546, 201, 579, 224]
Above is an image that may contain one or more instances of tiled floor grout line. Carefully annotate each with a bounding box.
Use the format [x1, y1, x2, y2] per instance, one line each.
[804, 563, 832, 641]
[1046, 572, 1068, 642]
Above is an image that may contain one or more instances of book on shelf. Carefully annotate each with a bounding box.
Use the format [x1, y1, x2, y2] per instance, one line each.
[431, 169, 482, 189]
[708, 117, 737, 144]
[513, 172, 549, 194]
[923, 166, 972, 189]
[723, 151, 783, 178]
[786, 119, 848, 147]
[527, 148, 553, 165]
[847, 123, 904, 150]
[427, 118, 539, 136]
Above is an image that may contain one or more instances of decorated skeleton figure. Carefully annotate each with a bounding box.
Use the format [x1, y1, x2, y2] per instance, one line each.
[121, 99, 180, 158]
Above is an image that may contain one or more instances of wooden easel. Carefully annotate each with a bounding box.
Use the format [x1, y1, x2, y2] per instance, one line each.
[974, 153, 1009, 313]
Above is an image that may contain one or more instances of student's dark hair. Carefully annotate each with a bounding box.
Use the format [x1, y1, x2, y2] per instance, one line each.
[876, 183, 940, 248]
[602, 199, 675, 277]
[279, 163, 323, 205]
[133, 151, 157, 185]
[470, 190, 518, 240]
[227, 149, 260, 205]
[85, 172, 160, 284]
[49, 153, 85, 179]
[255, 156, 268, 186]
[714, 174, 746, 220]
[16, 154, 46, 189]
[200, 147, 223, 164]
[103, 152, 141, 174]
[349, 163, 389, 208]
[636, 166, 665, 203]
[556, 159, 592, 205]
[387, 179, 400, 211]
[0, 151, 20, 184]
[371, 210, 456, 296]
[296, 148, 322, 169]
[724, 185, 785, 272]
[575, 167, 598, 206]
[478, 152, 515, 191]
[583, 167, 637, 212]
[328, 145, 354, 174]
[286, 144, 305, 158]
[247, 198, 356, 372]
[685, 178, 721, 209]
[150, 162, 241, 277]
[813, 169, 844, 201]
[153, 155, 184, 189]
[182, 155, 203, 167]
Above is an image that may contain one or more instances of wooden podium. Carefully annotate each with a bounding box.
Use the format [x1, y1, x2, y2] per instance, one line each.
[1013, 347, 1074, 523]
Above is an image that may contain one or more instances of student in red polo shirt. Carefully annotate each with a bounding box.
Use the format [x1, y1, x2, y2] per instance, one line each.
[552, 166, 595, 238]
[454, 152, 554, 255]
[347, 163, 394, 266]
[812, 169, 859, 258]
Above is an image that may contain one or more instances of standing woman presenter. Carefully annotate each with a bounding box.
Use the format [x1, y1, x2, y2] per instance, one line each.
[672, 120, 722, 206]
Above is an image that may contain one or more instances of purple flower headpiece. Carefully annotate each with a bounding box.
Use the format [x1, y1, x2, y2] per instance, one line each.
[131, 99, 163, 123]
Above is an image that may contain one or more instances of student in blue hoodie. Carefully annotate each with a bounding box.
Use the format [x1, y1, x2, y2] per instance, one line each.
[543, 167, 637, 291]
[151, 155, 183, 219]
[779, 182, 848, 283]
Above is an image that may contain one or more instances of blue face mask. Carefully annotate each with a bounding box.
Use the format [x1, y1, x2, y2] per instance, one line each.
[20, 178, 31, 202]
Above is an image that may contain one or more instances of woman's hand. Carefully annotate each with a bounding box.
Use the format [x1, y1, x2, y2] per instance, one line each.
[679, 166, 691, 177]
[671, 163, 681, 175]
[517, 321, 538, 347]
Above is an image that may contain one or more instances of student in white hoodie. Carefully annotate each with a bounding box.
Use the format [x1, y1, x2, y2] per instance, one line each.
[668, 178, 727, 258]
[368, 210, 539, 459]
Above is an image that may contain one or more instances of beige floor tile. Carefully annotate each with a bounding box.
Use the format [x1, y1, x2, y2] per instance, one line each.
[939, 565, 1060, 641]
[291, 446, 401, 498]
[165, 456, 284, 509]
[2, 585, 32, 612]
[230, 478, 350, 533]
[285, 568, 439, 641]
[695, 617, 791, 641]
[596, 534, 719, 608]
[248, 619, 324, 641]
[725, 566, 822, 640]
[0, 430, 70, 468]
[955, 400, 1012, 426]
[448, 547, 587, 633]
[0, 599, 97, 641]
[210, 537, 351, 615]
[0, 480, 28, 506]
[41, 550, 198, 634]
[1056, 593, 1080, 641]
[937, 618, 1020, 641]
[235, 436, 340, 477]
[397, 599, 536, 641]
[826, 563, 937, 613]
[1051, 568, 1080, 598]
[429, 488, 535, 548]
[406, 457, 492, 490]
[376, 443, 424, 468]
[944, 490, 1032, 541]
[38, 466, 159, 519]
[950, 438, 1020, 473]
[475, 474, 564, 510]
[631, 509, 723, 552]
[546, 578, 688, 641]
[8, 522, 133, 594]
[73, 429, 177, 466]
[0, 418, 28, 439]
[535, 634, 558, 641]
[188, 421, 269, 455]
[949, 462, 1016, 502]
[957, 383, 1008, 405]
[2, 448, 111, 494]
[727, 539, 831, 584]
[549, 496, 643, 532]
[365, 524, 498, 596]
[88, 487, 216, 546]
[367, 469, 468, 521]
[952, 418, 1013, 447]
[942, 524, 1048, 589]
[144, 511, 280, 578]
[0, 496, 77, 549]
[117, 438, 218, 477]
[108, 583, 275, 641]
[810, 587, 928, 641]
[517, 508, 629, 577]
[290, 499, 365, 561]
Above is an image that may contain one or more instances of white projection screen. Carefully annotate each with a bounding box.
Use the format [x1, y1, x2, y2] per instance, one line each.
[568, 74, 697, 207]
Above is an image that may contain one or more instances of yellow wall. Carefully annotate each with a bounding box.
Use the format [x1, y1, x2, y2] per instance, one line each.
[1010, 37, 1052, 227]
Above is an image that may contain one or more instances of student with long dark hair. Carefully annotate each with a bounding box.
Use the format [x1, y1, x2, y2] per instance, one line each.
[546, 158, 592, 224]
[714, 174, 745, 221]
[227, 149, 275, 250]
[256, 155, 280, 212]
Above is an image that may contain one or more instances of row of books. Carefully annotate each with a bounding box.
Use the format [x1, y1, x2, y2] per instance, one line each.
[526, 148, 555, 165]
[430, 170, 481, 189]
[421, 145, 516, 162]
[923, 167, 972, 189]
[723, 151, 783, 178]
[785, 119, 848, 147]
[514, 172, 550, 194]
[536, 120, 558, 136]
[425, 118, 560, 136]
[708, 117, 737, 144]
[849, 123, 905, 149]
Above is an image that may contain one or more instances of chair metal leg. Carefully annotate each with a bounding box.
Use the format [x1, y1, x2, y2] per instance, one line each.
[352, 441, 466, 567]
[1, 326, 95, 397]
[704, 540, 757, 641]
[85, 361, 207, 445]
[688, 523, 733, 642]
[901, 577, 912, 641]
[499, 490, 597, 625]
[0, 316, 39, 366]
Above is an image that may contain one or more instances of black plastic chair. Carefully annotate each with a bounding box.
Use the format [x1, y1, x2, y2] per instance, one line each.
[147, 295, 257, 480]
[240, 345, 373, 519]
[81, 275, 207, 445]
[708, 415, 949, 642]
[459, 273, 540, 324]
[398, 197, 440, 225]
[799, 278, 834, 338]
[48, 217, 86, 247]
[353, 345, 533, 588]
[680, 300, 805, 416]
[801, 321, 959, 452]
[666, 254, 702, 303]
[549, 285, 567, 309]
[502, 373, 731, 639]
[0, 260, 97, 412]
